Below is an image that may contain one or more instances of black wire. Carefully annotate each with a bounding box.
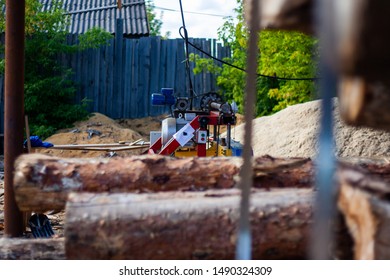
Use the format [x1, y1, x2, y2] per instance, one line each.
[154, 6, 228, 18]
[179, 29, 320, 81]
[179, 0, 195, 110]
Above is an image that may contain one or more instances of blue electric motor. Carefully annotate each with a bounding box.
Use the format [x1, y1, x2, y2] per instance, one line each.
[151, 88, 176, 106]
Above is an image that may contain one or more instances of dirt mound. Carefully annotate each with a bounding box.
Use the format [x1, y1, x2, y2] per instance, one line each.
[117, 115, 167, 138]
[40, 113, 146, 158]
[230, 99, 390, 159]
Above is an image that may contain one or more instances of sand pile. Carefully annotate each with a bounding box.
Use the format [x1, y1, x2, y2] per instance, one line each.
[36, 100, 390, 159]
[117, 115, 166, 138]
[230, 99, 390, 159]
[40, 113, 147, 158]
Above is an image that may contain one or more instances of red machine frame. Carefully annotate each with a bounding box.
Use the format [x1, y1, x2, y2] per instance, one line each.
[148, 111, 228, 157]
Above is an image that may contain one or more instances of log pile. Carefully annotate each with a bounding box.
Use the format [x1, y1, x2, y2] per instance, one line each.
[4, 0, 390, 261]
[8, 154, 390, 259]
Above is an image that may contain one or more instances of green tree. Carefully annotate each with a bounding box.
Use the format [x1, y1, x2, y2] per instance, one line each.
[146, 0, 170, 37]
[191, 0, 318, 116]
[0, 0, 113, 138]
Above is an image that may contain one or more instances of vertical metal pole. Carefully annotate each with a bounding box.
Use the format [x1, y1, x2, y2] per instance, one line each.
[4, 0, 26, 237]
[236, 0, 259, 260]
[311, 0, 338, 259]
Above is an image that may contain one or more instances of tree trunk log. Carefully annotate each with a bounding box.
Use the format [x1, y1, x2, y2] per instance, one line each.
[0, 238, 65, 260]
[337, 163, 390, 259]
[65, 189, 325, 260]
[339, 78, 390, 131]
[13, 154, 312, 212]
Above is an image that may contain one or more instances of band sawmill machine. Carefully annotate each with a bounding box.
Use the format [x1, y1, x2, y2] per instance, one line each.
[148, 88, 242, 157]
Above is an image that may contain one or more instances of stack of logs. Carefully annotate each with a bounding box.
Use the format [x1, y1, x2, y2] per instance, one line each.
[5, 153, 390, 259]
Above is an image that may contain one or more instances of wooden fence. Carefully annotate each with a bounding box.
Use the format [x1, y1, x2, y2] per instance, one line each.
[0, 35, 231, 134]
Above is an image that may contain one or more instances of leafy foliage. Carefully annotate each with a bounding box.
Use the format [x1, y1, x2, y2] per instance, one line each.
[0, 0, 113, 138]
[146, 0, 170, 38]
[190, 0, 318, 116]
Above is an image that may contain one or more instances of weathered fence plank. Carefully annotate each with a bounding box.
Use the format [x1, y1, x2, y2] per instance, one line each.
[116, 19, 125, 118]
[123, 40, 132, 116]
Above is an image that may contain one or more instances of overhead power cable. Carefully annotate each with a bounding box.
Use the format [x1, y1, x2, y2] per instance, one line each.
[153, 5, 230, 18]
[179, 28, 320, 81]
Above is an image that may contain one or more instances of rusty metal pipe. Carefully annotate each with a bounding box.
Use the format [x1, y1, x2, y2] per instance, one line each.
[4, 0, 26, 237]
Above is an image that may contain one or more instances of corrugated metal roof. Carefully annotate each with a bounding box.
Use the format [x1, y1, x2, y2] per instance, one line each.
[40, 0, 149, 36]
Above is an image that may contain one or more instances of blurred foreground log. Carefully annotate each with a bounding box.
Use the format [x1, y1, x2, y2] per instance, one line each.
[0, 238, 65, 260]
[339, 78, 390, 131]
[13, 154, 311, 212]
[245, 0, 313, 34]
[338, 162, 390, 259]
[65, 189, 345, 259]
[63, 159, 390, 260]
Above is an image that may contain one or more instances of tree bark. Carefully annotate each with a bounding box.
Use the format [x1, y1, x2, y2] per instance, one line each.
[65, 189, 324, 260]
[13, 154, 390, 259]
[337, 163, 390, 259]
[339, 78, 390, 131]
[13, 154, 312, 212]
[0, 238, 65, 260]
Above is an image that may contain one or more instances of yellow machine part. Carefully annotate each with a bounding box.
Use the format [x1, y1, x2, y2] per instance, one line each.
[174, 142, 233, 157]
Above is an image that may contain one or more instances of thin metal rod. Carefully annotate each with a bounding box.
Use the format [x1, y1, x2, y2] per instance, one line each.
[236, 0, 260, 260]
[4, 0, 26, 237]
[310, 0, 338, 259]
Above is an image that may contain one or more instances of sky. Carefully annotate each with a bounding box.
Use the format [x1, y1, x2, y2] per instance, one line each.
[152, 0, 238, 39]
